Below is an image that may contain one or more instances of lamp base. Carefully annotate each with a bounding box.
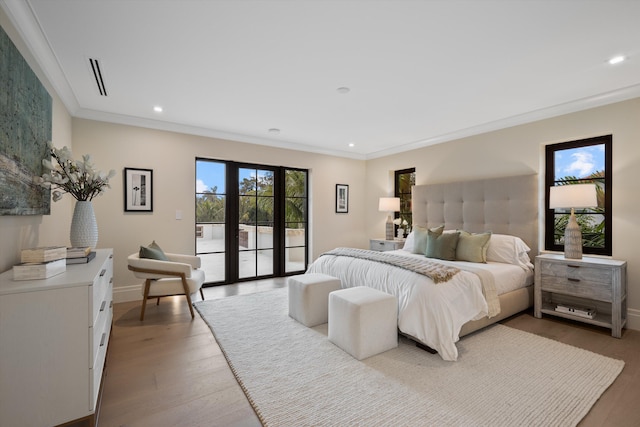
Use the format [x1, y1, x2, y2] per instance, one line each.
[385, 215, 394, 240]
[564, 210, 583, 259]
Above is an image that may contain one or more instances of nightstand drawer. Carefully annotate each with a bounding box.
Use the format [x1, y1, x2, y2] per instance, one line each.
[539, 274, 612, 301]
[369, 239, 404, 252]
[539, 261, 612, 284]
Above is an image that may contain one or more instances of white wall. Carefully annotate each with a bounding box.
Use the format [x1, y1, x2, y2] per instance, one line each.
[0, 8, 73, 274]
[366, 97, 640, 330]
[71, 119, 366, 301]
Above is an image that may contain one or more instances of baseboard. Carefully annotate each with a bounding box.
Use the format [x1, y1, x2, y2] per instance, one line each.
[626, 308, 640, 332]
[113, 284, 142, 303]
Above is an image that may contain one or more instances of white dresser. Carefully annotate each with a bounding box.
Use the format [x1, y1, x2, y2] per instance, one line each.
[0, 248, 113, 427]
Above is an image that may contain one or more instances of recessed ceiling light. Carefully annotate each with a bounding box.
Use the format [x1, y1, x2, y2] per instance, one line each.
[153, 106, 163, 113]
[336, 87, 350, 94]
[608, 55, 625, 65]
[348, 143, 355, 148]
[268, 128, 280, 135]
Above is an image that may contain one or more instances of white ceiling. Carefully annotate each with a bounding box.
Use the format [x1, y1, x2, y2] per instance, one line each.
[3, 0, 640, 159]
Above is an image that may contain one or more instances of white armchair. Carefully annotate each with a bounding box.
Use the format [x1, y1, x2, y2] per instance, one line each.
[127, 252, 205, 320]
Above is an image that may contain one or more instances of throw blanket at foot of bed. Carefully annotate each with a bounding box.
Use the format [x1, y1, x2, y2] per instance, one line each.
[321, 248, 460, 283]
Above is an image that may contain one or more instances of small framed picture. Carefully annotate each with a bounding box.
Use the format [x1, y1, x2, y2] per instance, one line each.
[335, 184, 349, 213]
[124, 168, 153, 212]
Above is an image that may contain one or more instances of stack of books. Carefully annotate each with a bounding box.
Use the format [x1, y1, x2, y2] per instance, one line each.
[13, 246, 67, 280]
[555, 303, 597, 319]
[66, 247, 96, 264]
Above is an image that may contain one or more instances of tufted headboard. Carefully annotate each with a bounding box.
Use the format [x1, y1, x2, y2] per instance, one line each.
[411, 174, 538, 256]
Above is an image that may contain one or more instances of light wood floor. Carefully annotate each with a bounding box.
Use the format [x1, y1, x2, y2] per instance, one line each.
[100, 280, 640, 427]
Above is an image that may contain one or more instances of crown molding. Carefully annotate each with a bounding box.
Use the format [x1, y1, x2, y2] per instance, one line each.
[1, 0, 80, 113]
[366, 83, 640, 159]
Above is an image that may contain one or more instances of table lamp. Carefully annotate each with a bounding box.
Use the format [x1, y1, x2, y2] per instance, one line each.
[549, 184, 597, 259]
[378, 197, 400, 240]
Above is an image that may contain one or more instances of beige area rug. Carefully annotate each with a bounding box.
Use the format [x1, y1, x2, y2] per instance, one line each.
[195, 288, 623, 427]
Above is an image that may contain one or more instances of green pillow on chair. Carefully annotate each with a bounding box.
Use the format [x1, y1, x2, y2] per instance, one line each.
[139, 240, 169, 261]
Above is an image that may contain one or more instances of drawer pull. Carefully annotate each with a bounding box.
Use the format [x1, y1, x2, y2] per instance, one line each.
[109, 300, 113, 309]
[568, 265, 580, 269]
[100, 300, 106, 312]
[110, 277, 113, 284]
[378, 242, 384, 245]
[100, 269, 106, 277]
[100, 333, 106, 347]
[568, 278, 580, 282]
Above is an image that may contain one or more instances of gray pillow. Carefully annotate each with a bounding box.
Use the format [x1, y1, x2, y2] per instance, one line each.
[426, 229, 460, 261]
[456, 230, 492, 263]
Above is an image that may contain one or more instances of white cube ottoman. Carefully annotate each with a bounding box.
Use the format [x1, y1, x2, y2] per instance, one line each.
[328, 286, 398, 360]
[288, 273, 342, 327]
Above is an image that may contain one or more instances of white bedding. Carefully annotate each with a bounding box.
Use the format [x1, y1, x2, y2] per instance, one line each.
[306, 249, 532, 361]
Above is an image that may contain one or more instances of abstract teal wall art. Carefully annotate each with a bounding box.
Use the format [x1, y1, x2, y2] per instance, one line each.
[0, 23, 52, 215]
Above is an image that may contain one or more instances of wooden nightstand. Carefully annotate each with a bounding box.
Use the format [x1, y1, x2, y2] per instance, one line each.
[534, 254, 627, 338]
[369, 238, 405, 252]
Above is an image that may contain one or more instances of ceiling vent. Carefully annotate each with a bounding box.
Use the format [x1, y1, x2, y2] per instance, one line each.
[88, 58, 108, 96]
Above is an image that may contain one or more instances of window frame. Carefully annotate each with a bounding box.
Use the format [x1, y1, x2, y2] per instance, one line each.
[544, 135, 612, 256]
[394, 168, 415, 237]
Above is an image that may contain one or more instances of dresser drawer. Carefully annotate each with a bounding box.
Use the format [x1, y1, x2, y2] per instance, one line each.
[91, 279, 113, 366]
[90, 258, 113, 325]
[91, 301, 111, 364]
[90, 309, 111, 411]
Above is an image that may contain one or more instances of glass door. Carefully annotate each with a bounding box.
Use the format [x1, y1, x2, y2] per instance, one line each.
[238, 167, 275, 279]
[196, 159, 308, 285]
[195, 160, 226, 283]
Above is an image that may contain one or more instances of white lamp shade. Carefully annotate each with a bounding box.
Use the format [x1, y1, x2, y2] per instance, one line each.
[378, 197, 400, 212]
[549, 184, 597, 209]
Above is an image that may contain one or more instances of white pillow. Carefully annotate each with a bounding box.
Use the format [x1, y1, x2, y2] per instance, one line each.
[402, 231, 415, 251]
[486, 234, 533, 270]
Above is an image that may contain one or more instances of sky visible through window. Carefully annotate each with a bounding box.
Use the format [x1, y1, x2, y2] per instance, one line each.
[554, 144, 604, 180]
[196, 161, 272, 193]
[196, 161, 225, 193]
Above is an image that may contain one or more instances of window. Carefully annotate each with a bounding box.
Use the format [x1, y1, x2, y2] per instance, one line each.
[545, 135, 612, 256]
[394, 168, 415, 237]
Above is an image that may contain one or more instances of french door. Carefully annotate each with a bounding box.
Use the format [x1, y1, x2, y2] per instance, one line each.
[195, 159, 308, 285]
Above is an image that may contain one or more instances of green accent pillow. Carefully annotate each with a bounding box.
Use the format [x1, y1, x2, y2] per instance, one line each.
[456, 230, 492, 263]
[412, 225, 444, 254]
[139, 241, 169, 261]
[426, 229, 460, 261]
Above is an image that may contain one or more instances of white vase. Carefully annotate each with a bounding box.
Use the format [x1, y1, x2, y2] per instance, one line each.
[70, 201, 98, 249]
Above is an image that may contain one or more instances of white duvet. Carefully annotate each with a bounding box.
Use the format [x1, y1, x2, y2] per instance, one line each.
[307, 250, 531, 361]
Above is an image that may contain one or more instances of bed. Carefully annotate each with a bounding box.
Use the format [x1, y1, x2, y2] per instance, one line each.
[307, 174, 538, 361]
